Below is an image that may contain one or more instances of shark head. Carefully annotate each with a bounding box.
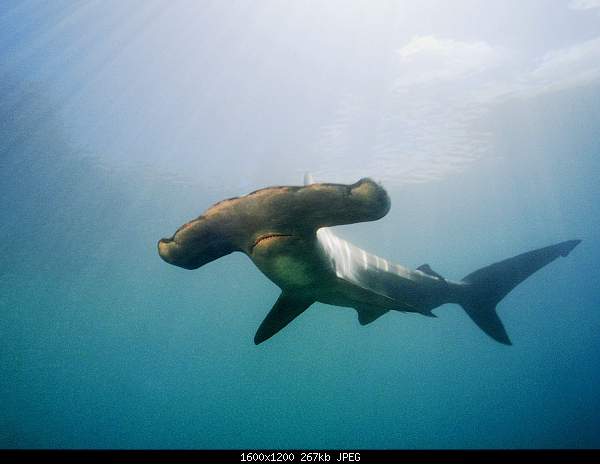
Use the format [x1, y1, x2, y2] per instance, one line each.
[158, 177, 390, 270]
[158, 214, 238, 270]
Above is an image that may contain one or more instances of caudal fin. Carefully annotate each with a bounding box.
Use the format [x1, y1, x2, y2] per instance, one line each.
[459, 239, 581, 345]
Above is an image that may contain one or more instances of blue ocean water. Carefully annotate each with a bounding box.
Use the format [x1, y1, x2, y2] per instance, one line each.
[1, 0, 600, 449]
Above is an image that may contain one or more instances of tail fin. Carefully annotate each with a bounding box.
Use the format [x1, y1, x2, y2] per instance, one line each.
[459, 239, 581, 345]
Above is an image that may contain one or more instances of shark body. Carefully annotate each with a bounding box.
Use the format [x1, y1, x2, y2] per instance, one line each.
[158, 176, 580, 345]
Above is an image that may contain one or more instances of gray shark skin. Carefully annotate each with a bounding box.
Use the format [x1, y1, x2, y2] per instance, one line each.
[158, 177, 580, 346]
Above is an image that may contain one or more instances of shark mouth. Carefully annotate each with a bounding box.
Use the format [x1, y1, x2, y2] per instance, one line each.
[251, 233, 293, 253]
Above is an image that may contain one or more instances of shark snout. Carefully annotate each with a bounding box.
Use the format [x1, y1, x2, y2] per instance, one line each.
[157, 232, 234, 270]
[157, 238, 177, 264]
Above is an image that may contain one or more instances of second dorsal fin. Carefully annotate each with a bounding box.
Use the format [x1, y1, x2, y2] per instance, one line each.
[417, 263, 445, 281]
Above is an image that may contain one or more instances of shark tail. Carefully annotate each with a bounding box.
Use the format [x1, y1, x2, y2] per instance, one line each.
[458, 239, 581, 345]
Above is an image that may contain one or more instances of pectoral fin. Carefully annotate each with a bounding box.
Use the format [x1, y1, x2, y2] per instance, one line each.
[254, 292, 314, 344]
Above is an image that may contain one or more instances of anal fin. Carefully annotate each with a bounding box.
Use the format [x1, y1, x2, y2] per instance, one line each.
[254, 292, 314, 344]
[355, 307, 389, 326]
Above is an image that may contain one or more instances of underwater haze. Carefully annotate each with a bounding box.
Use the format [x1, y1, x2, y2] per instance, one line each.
[2, 0, 600, 449]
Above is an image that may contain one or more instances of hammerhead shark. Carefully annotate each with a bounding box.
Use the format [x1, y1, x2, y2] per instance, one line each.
[158, 175, 580, 345]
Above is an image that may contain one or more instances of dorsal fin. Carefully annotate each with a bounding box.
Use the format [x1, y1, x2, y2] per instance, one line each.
[417, 263, 445, 281]
[355, 306, 389, 325]
[254, 292, 314, 344]
[303, 172, 315, 185]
